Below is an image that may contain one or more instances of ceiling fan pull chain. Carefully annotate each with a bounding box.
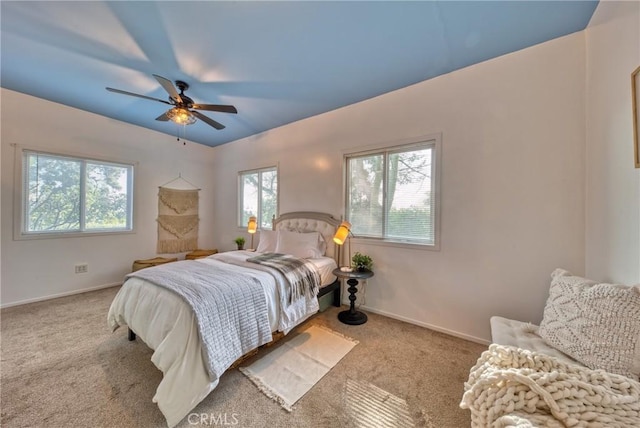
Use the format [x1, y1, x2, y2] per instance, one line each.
[176, 125, 187, 146]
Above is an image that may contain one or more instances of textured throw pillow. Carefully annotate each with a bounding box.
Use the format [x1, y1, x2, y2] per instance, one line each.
[256, 230, 277, 253]
[275, 230, 323, 259]
[538, 268, 640, 380]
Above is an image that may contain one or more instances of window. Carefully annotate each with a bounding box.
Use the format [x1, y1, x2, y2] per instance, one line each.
[238, 166, 278, 229]
[345, 136, 440, 247]
[20, 150, 134, 237]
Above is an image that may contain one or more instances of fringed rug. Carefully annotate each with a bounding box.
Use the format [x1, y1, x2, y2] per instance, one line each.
[239, 325, 358, 411]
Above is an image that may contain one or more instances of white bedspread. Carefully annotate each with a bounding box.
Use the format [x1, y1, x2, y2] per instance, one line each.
[107, 251, 320, 427]
[126, 259, 273, 382]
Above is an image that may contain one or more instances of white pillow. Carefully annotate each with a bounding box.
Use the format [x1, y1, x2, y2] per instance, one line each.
[275, 230, 323, 259]
[538, 268, 640, 380]
[256, 230, 277, 253]
[316, 232, 327, 256]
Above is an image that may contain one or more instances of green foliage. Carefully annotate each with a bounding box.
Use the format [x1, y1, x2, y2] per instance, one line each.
[27, 155, 81, 231]
[240, 168, 277, 228]
[351, 252, 373, 271]
[386, 207, 432, 240]
[234, 236, 246, 246]
[85, 163, 128, 229]
[260, 169, 278, 227]
[26, 153, 129, 232]
[347, 146, 434, 242]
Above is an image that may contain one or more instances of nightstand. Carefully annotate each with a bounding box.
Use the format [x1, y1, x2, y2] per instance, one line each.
[185, 249, 218, 260]
[332, 268, 374, 325]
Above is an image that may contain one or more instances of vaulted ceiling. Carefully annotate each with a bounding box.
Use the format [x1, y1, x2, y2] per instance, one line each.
[1, 1, 598, 147]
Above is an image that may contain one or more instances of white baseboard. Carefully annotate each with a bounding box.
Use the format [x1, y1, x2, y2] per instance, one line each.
[1, 282, 122, 309]
[347, 302, 490, 346]
[4, 284, 490, 346]
[337, 284, 489, 345]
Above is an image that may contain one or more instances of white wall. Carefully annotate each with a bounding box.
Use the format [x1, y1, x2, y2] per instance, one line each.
[211, 33, 587, 342]
[6, 8, 632, 342]
[1, 89, 217, 306]
[585, 0, 640, 285]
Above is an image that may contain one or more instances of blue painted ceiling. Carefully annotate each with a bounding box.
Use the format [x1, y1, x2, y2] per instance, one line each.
[1, 1, 598, 148]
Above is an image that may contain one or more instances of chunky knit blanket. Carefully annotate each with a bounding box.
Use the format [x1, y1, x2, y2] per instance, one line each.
[460, 344, 640, 427]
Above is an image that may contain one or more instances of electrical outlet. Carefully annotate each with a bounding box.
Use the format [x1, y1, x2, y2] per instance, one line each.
[75, 264, 88, 274]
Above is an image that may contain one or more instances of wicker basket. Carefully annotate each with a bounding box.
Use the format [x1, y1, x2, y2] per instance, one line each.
[185, 249, 218, 260]
[132, 257, 178, 272]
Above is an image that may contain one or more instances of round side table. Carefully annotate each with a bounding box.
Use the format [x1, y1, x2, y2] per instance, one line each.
[332, 268, 374, 325]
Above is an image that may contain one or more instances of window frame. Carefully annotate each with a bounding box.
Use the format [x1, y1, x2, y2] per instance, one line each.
[343, 134, 441, 251]
[237, 165, 279, 230]
[13, 146, 136, 240]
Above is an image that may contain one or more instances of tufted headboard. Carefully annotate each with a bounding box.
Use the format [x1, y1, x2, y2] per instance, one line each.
[272, 212, 341, 262]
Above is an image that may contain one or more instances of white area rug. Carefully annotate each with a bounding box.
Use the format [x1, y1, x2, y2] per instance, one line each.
[240, 324, 358, 411]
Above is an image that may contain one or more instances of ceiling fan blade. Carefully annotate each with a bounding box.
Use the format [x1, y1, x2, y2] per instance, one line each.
[192, 110, 225, 130]
[155, 112, 170, 121]
[153, 74, 182, 104]
[106, 87, 171, 105]
[191, 104, 238, 114]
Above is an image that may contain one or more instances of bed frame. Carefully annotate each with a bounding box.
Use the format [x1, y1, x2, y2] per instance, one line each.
[127, 211, 342, 342]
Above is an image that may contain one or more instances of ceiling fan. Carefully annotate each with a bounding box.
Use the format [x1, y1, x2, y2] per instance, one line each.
[106, 74, 237, 130]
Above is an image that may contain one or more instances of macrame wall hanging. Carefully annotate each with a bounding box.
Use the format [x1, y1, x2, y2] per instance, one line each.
[157, 176, 200, 253]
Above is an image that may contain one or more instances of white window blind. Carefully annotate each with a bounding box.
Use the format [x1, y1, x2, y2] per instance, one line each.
[346, 139, 438, 246]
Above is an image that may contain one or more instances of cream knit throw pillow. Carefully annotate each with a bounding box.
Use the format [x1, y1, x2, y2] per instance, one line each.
[538, 268, 640, 381]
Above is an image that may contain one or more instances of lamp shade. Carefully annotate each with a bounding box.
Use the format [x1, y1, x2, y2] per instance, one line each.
[247, 216, 257, 234]
[166, 107, 196, 125]
[333, 221, 351, 245]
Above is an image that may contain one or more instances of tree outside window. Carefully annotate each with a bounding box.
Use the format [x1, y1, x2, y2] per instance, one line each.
[23, 151, 133, 235]
[239, 167, 278, 229]
[346, 139, 438, 246]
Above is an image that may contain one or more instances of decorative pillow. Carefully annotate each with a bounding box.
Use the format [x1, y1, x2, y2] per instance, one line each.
[256, 230, 277, 253]
[538, 268, 640, 380]
[275, 230, 323, 259]
[282, 227, 327, 255]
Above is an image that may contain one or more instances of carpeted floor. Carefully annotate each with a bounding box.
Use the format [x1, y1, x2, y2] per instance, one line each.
[1, 286, 486, 428]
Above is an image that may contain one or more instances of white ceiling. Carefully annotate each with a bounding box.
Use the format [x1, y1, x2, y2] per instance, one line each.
[1, 1, 598, 147]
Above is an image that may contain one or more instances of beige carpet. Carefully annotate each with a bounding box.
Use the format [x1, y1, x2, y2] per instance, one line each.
[1, 286, 487, 427]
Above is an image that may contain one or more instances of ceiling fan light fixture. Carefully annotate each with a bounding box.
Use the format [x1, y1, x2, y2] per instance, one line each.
[107, 75, 236, 130]
[166, 107, 196, 125]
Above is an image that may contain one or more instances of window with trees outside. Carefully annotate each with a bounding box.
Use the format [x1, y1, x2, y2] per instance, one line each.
[20, 150, 134, 237]
[238, 166, 278, 229]
[345, 136, 440, 247]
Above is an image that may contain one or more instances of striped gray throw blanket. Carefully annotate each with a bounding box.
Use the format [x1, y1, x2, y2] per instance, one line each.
[247, 253, 320, 304]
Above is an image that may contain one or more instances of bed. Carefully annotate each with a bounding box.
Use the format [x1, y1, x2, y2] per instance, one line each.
[107, 212, 342, 427]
